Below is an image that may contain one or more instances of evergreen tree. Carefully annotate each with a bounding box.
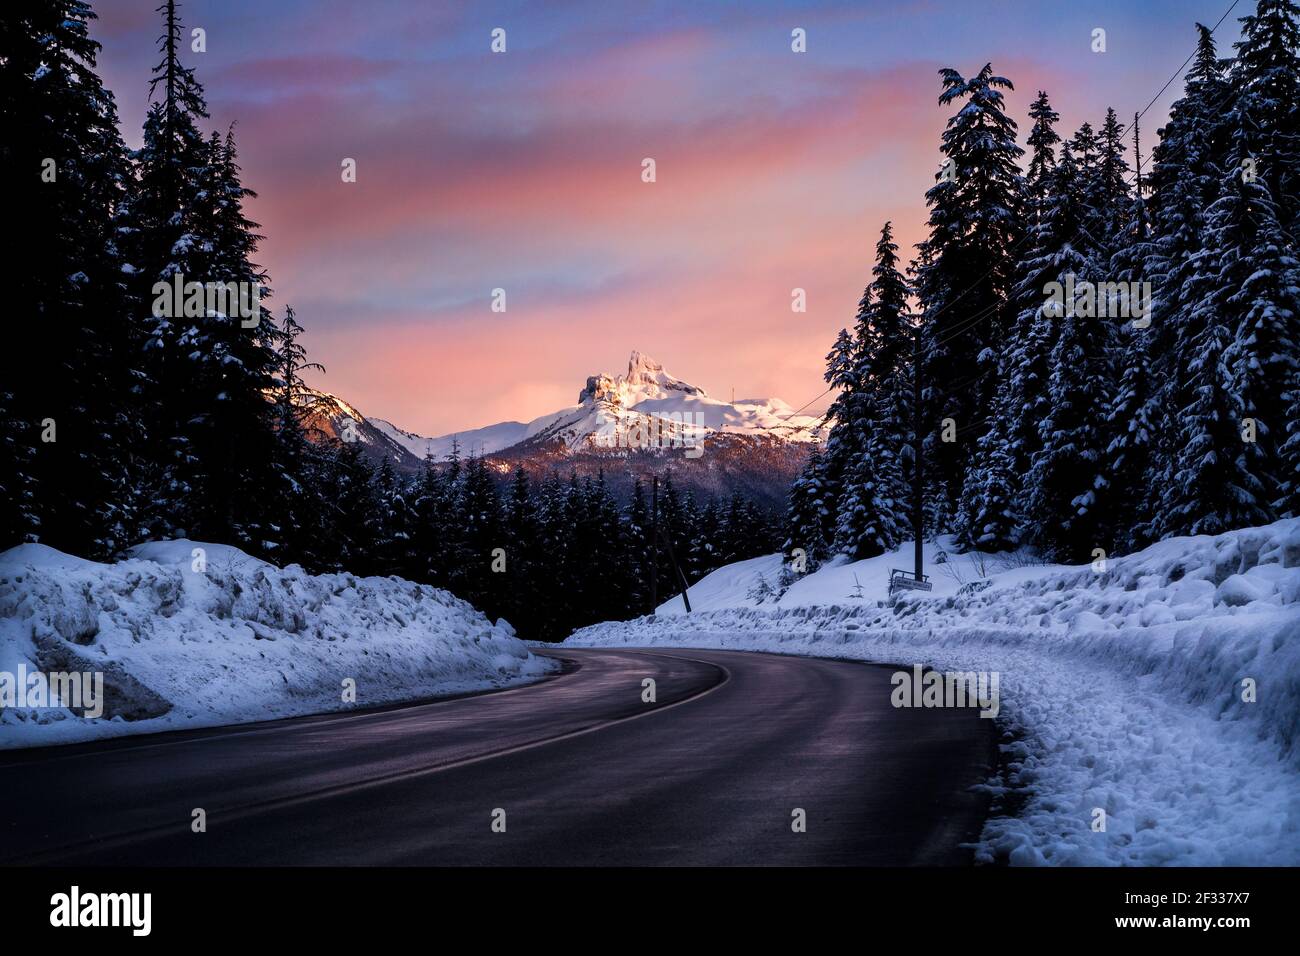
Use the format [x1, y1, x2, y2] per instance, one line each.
[324, 440, 376, 572]
[1159, 288, 1261, 538]
[1103, 219, 1160, 552]
[1161, 120, 1299, 534]
[1025, 91, 1061, 206]
[458, 456, 502, 608]
[1104, 325, 1158, 552]
[128, 0, 284, 548]
[1231, 0, 1300, 233]
[625, 477, 654, 613]
[646, 475, 694, 606]
[1282, 375, 1300, 517]
[532, 473, 572, 639]
[914, 64, 1025, 519]
[201, 124, 284, 547]
[832, 222, 910, 558]
[1102, 115, 1159, 552]
[1022, 140, 1115, 561]
[835, 397, 909, 557]
[1070, 120, 1102, 207]
[587, 471, 632, 623]
[692, 497, 723, 575]
[267, 306, 327, 563]
[369, 455, 410, 576]
[409, 452, 443, 581]
[1139, 24, 1235, 536]
[812, 326, 858, 555]
[954, 421, 1020, 550]
[1096, 107, 1133, 237]
[500, 467, 539, 623]
[957, 93, 1059, 551]
[784, 445, 829, 572]
[1, 0, 138, 554]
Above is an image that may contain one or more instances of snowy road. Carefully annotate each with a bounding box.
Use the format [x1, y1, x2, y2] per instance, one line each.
[0, 647, 995, 865]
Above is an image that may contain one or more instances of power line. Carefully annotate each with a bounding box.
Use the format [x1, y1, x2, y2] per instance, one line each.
[1066, 0, 1246, 250]
[779, 386, 834, 421]
[779, 0, 1247, 438]
[775, 385, 835, 434]
[913, 0, 1245, 343]
[1123, 0, 1243, 141]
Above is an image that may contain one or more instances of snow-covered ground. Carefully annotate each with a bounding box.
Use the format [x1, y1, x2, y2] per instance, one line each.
[0, 540, 554, 748]
[570, 521, 1300, 865]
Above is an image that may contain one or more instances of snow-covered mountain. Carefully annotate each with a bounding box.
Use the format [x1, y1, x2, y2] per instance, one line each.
[305, 351, 826, 474]
[373, 351, 825, 461]
[295, 388, 422, 466]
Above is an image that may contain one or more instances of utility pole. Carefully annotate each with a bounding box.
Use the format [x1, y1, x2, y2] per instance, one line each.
[1133, 112, 1143, 196]
[649, 476, 658, 610]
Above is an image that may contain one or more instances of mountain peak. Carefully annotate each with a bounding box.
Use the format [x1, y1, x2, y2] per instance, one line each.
[577, 351, 704, 406]
[631, 351, 704, 397]
[311, 350, 828, 474]
[626, 349, 662, 378]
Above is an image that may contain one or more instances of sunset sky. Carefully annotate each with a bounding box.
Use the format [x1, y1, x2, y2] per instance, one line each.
[92, 0, 1242, 437]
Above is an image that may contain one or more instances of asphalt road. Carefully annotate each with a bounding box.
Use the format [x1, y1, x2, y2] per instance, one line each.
[0, 647, 997, 865]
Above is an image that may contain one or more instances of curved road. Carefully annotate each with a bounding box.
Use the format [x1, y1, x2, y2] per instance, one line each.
[0, 647, 996, 866]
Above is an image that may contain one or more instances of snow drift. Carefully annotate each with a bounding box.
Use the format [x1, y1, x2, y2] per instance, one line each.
[568, 519, 1300, 865]
[0, 540, 553, 748]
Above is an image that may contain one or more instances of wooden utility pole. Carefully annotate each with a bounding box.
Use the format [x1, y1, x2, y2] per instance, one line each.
[1133, 112, 1143, 196]
[649, 476, 658, 610]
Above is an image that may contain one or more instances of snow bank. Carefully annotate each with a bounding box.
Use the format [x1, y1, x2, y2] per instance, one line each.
[656, 534, 1036, 614]
[0, 541, 554, 748]
[570, 520, 1300, 866]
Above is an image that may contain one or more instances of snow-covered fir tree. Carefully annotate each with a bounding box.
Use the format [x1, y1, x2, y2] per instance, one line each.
[955, 91, 1060, 550]
[1103, 126, 1160, 553]
[1023, 139, 1117, 561]
[783, 444, 830, 570]
[1095, 107, 1133, 238]
[268, 305, 327, 563]
[128, 0, 221, 539]
[1, 0, 138, 555]
[1136, 23, 1235, 539]
[1231, 0, 1300, 233]
[831, 222, 911, 558]
[913, 64, 1025, 517]
[1160, 121, 1300, 535]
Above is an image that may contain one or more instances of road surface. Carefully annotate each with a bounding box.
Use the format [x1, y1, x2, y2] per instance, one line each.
[0, 647, 997, 865]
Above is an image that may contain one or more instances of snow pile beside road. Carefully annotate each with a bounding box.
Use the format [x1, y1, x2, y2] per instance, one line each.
[653, 535, 987, 613]
[569, 519, 1300, 866]
[0, 540, 553, 748]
